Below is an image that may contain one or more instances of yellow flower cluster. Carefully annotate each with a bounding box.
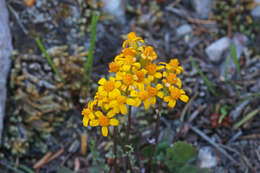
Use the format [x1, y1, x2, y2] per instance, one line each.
[82, 32, 189, 136]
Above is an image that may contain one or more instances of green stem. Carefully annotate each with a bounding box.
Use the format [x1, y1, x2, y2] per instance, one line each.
[84, 12, 99, 84]
[233, 109, 259, 130]
[112, 127, 119, 173]
[35, 38, 64, 83]
[126, 106, 132, 143]
[147, 106, 160, 173]
[125, 106, 133, 172]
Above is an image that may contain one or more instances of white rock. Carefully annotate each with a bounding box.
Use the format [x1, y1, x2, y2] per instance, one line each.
[206, 37, 231, 62]
[191, 0, 213, 19]
[197, 146, 217, 168]
[176, 24, 193, 37]
[0, 0, 13, 144]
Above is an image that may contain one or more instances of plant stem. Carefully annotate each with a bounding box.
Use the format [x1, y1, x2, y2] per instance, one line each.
[147, 106, 161, 173]
[126, 106, 132, 143]
[35, 38, 64, 83]
[84, 11, 99, 84]
[125, 106, 133, 172]
[112, 127, 119, 173]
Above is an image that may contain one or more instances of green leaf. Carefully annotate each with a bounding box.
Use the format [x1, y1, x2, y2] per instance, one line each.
[141, 145, 153, 157]
[218, 105, 228, 124]
[189, 56, 217, 96]
[35, 38, 64, 83]
[179, 165, 196, 173]
[166, 141, 197, 172]
[57, 167, 75, 173]
[179, 165, 211, 173]
[84, 11, 99, 83]
[230, 42, 241, 77]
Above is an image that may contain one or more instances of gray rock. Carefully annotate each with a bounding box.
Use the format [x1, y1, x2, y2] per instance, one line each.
[0, 0, 13, 144]
[197, 146, 217, 168]
[102, 0, 125, 21]
[206, 37, 231, 63]
[176, 24, 193, 37]
[251, 6, 260, 19]
[251, 0, 260, 19]
[191, 0, 213, 19]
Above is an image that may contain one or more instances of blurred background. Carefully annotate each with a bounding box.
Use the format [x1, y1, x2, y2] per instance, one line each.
[0, 0, 260, 172]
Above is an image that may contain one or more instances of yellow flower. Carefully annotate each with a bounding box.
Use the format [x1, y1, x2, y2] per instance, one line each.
[162, 72, 182, 88]
[133, 69, 149, 89]
[114, 53, 140, 72]
[116, 72, 136, 91]
[89, 111, 119, 137]
[81, 100, 96, 127]
[122, 32, 144, 48]
[147, 84, 164, 103]
[98, 77, 121, 97]
[145, 63, 163, 81]
[161, 59, 184, 74]
[90, 112, 118, 135]
[141, 46, 157, 61]
[163, 86, 189, 108]
[127, 84, 158, 110]
[107, 90, 128, 116]
[109, 61, 120, 73]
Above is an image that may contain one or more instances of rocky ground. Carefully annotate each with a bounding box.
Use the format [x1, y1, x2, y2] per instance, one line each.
[0, 0, 260, 172]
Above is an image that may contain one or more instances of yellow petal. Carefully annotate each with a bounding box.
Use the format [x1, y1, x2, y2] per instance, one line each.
[107, 110, 116, 118]
[148, 75, 154, 81]
[180, 95, 189, 102]
[126, 98, 136, 106]
[89, 113, 95, 119]
[95, 111, 103, 117]
[143, 100, 150, 110]
[157, 91, 164, 98]
[150, 97, 156, 105]
[109, 89, 120, 98]
[130, 90, 138, 97]
[155, 72, 162, 79]
[83, 116, 89, 127]
[115, 81, 121, 88]
[98, 78, 106, 85]
[177, 78, 182, 88]
[168, 100, 176, 108]
[135, 99, 142, 107]
[110, 118, 119, 126]
[164, 96, 170, 102]
[102, 127, 108, 137]
[156, 84, 163, 90]
[90, 119, 99, 126]
[120, 104, 127, 115]
[157, 65, 164, 70]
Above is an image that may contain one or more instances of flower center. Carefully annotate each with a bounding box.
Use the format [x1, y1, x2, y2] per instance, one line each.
[166, 73, 177, 84]
[122, 48, 136, 57]
[145, 64, 157, 75]
[139, 90, 149, 101]
[104, 81, 114, 92]
[117, 95, 126, 104]
[99, 115, 110, 127]
[82, 108, 91, 117]
[123, 74, 134, 86]
[170, 88, 181, 100]
[135, 71, 145, 82]
[148, 86, 157, 96]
